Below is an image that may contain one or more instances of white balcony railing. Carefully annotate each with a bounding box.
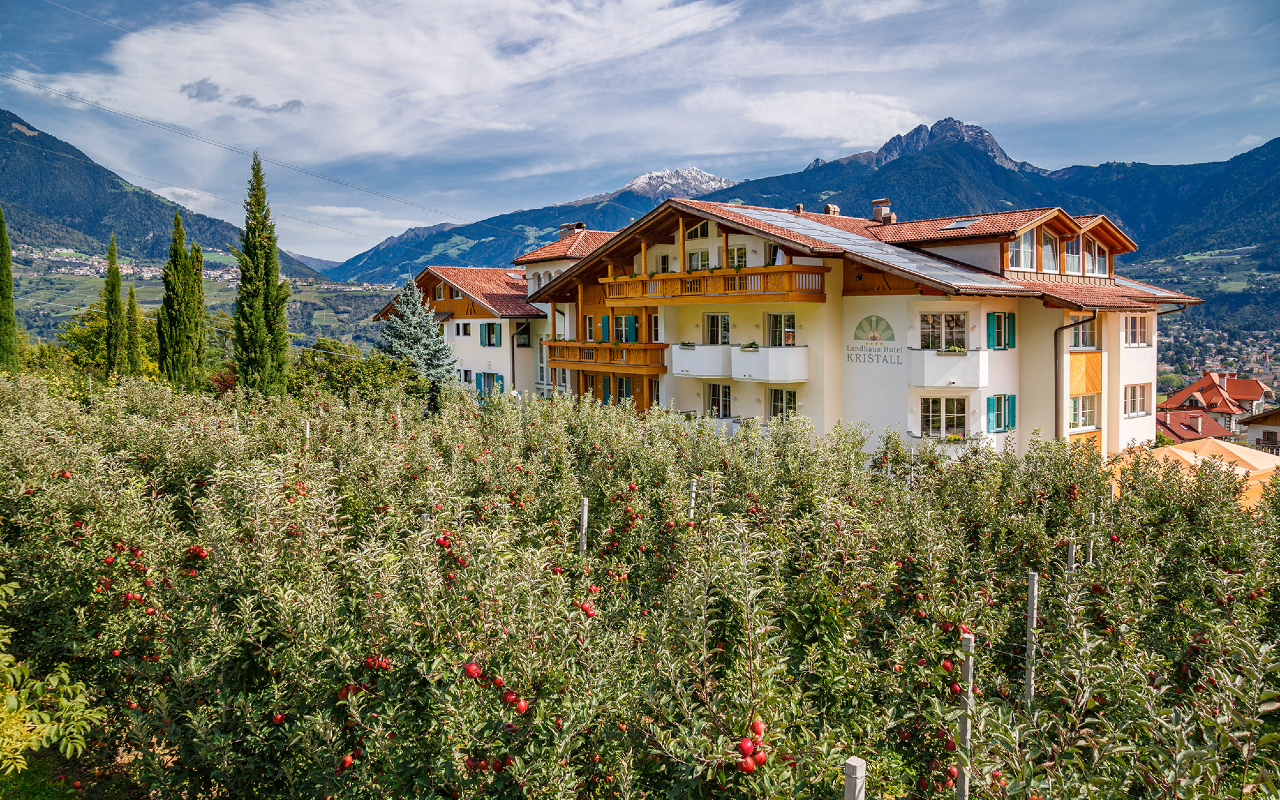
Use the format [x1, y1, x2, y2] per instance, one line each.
[732, 345, 808, 383]
[907, 348, 989, 389]
[671, 344, 733, 379]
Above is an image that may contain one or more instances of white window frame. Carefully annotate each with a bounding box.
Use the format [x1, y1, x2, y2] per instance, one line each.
[1069, 315, 1098, 350]
[452, 287, 464, 300]
[770, 388, 797, 418]
[707, 383, 732, 418]
[686, 221, 710, 240]
[687, 250, 710, 271]
[1063, 236, 1082, 275]
[766, 313, 796, 347]
[705, 313, 731, 346]
[434, 284, 445, 302]
[921, 397, 967, 440]
[920, 312, 967, 351]
[1124, 315, 1150, 347]
[649, 314, 660, 343]
[726, 245, 747, 270]
[585, 315, 594, 342]
[659, 254, 670, 273]
[1070, 394, 1098, 430]
[1124, 384, 1149, 417]
[1041, 230, 1058, 273]
[1009, 229, 1036, 271]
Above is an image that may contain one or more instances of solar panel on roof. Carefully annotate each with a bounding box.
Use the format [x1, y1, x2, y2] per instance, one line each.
[727, 207, 1017, 289]
[940, 219, 980, 230]
[1115, 277, 1179, 298]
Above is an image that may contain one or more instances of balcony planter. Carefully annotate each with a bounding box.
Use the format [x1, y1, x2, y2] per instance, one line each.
[739, 345, 760, 353]
[939, 348, 968, 356]
[678, 343, 697, 351]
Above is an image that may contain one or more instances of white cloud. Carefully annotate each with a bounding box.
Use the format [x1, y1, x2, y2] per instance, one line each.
[684, 87, 925, 149]
[154, 186, 235, 219]
[1237, 134, 1264, 148]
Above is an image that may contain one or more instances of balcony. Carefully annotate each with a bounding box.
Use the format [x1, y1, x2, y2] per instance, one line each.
[545, 341, 667, 375]
[732, 345, 808, 383]
[907, 348, 988, 389]
[671, 344, 732, 379]
[601, 264, 827, 306]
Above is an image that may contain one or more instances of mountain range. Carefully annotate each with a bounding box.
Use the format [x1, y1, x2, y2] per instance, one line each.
[0, 108, 326, 281]
[330, 116, 1280, 285]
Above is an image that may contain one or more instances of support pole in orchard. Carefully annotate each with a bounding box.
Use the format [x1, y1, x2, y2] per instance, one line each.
[688, 479, 698, 519]
[1087, 512, 1096, 564]
[843, 756, 867, 800]
[1066, 541, 1076, 574]
[305, 419, 310, 450]
[579, 496, 589, 555]
[957, 632, 975, 800]
[1025, 570, 1039, 710]
[233, 408, 239, 432]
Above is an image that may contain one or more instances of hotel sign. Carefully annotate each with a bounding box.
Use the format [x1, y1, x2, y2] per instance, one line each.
[848, 315, 904, 365]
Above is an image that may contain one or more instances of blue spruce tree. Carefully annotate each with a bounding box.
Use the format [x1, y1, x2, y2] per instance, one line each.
[378, 278, 456, 409]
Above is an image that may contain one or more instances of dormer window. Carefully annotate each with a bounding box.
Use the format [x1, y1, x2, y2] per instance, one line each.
[434, 284, 445, 302]
[1085, 239, 1108, 276]
[686, 221, 710, 240]
[1063, 237, 1082, 275]
[1009, 229, 1036, 271]
[453, 287, 464, 300]
[1041, 231, 1058, 273]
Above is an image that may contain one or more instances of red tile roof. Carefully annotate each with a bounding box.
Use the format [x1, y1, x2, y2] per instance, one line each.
[865, 208, 1058, 243]
[428, 267, 541, 317]
[1156, 410, 1234, 443]
[1160, 372, 1274, 416]
[1006, 280, 1156, 311]
[513, 230, 617, 264]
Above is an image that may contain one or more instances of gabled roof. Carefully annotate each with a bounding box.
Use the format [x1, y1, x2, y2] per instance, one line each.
[1160, 372, 1273, 415]
[513, 230, 617, 265]
[868, 208, 1062, 243]
[1241, 406, 1280, 427]
[1156, 410, 1234, 443]
[374, 267, 542, 321]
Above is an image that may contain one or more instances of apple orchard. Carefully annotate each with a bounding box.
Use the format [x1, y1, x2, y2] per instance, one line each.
[0, 373, 1277, 798]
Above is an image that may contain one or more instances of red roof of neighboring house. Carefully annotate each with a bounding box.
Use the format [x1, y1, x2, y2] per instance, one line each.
[513, 230, 617, 265]
[1006, 279, 1155, 311]
[1156, 410, 1234, 443]
[1160, 372, 1274, 416]
[866, 208, 1059, 243]
[374, 267, 541, 320]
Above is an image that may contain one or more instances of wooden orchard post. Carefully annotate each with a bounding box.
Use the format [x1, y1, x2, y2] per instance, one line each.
[843, 756, 866, 800]
[579, 497, 589, 554]
[1066, 541, 1076, 574]
[957, 633, 975, 800]
[1025, 570, 1039, 710]
[688, 479, 698, 519]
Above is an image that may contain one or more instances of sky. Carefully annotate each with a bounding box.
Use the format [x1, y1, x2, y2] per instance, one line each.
[1, 0, 1278, 262]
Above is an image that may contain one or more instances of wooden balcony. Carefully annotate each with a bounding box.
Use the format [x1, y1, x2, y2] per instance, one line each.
[545, 341, 668, 375]
[600, 264, 828, 306]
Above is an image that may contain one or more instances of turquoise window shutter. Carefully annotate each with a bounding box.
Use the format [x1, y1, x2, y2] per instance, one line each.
[601, 315, 610, 343]
[475, 373, 484, 394]
[495, 324, 502, 346]
[478, 324, 486, 346]
[987, 395, 997, 432]
[624, 315, 637, 343]
[1008, 395, 1017, 428]
[602, 375, 611, 404]
[987, 313, 997, 349]
[496, 374, 504, 394]
[1006, 313, 1016, 349]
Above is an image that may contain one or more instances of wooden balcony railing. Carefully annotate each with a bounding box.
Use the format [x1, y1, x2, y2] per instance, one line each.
[601, 264, 827, 303]
[546, 341, 668, 369]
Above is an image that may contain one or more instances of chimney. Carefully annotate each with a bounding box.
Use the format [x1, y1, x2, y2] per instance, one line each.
[872, 198, 891, 223]
[795, 203, 804, 214]
[558, 221, 586, 240]
[1191, 414, 1202, 434]
[824, 204, 841, 216]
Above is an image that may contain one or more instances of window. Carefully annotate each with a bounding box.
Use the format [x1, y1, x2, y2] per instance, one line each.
[617, 376, 632, 401]
[1070, 394, 1098, 430]
[770, 388, 797, 418]
[766, 313, 796, 347]
[462, 369, 472, 384]
[584, 374, 596, 398]
[531, 273, 541, 292]
[537, 341, 546, 384]
[613, 315, 637, 343]
[479, 323, 502, 347]
[1086, 240, 1108, 276]
[476, 372, 502, 396]
[658, 254, 670, 273]
[648, 378, 660, 407]
[1124, 384, 1149, 417]
[649, 314, 659, 343]
[585, 316, 594, 342]
[726, 246, 747, 270]
[558, 367, 569, 389]
[1009, 229, 1036, 271]
[1069, 315, 1097, 349]
[454, 323, 460, 337]
[767, 244, 783, 266]
[1124, 315, 1149, 346]
[1063, 237, 1082, 275]
[461, 323, 470, 336]
[920, 313, 967, 350]
[705, 313, 731, 345]
[1041, 231, 1058, 272]
[707, 383, 732, 418]
[514, 321, 531, 347]
[686, 221, 709, 240]
[434, 284, 445, 301]
[687, 250, 710, 271]
[1264, 430, 1278, 445]
[921, 397, 966, 439]
[987, 312, 1016, 349]
[987, 394, 1017, 432]
[452, 287, 464, 300]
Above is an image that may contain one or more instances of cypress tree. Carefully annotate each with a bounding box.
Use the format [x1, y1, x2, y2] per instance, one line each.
[378, 278, 456, 410]
[232, 153, 290, 395]
[157, 212, 205, 388]
[0, 207, 18, 371]
[102, 235, 123, 375]
[125, 284, 142, 376]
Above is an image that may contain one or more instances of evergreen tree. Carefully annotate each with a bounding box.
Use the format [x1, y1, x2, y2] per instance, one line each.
[102, 235, 123, 375]
[0, 207, 18, 371]
[157, 212, 205, 388]
[232, 153, 290, 395]
[124, 284, 142, 376]
[378, 278, 456, 409]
